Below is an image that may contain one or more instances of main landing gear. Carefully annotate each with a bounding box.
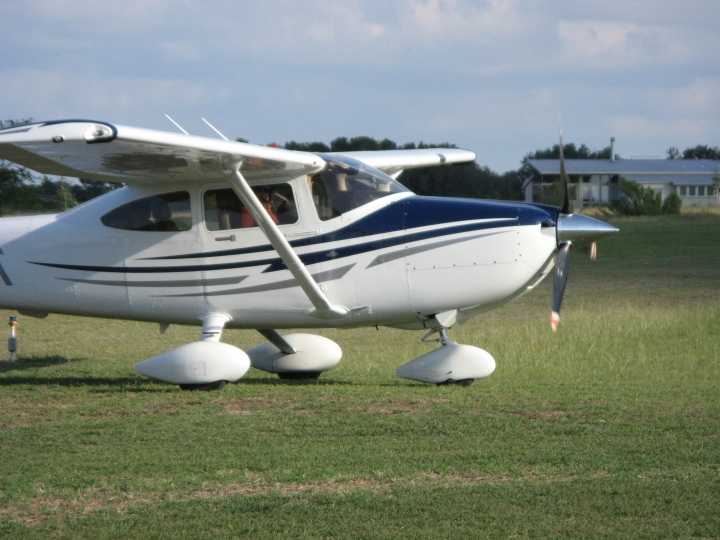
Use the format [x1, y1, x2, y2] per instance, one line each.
[135, 314, 343, 390]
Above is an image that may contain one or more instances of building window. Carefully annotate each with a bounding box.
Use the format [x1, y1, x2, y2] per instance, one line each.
[679, 186, 686, 196]
[689, 186, 696, 196]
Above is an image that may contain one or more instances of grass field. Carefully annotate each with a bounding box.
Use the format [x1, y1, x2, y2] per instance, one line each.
[1, 215, 719, 539]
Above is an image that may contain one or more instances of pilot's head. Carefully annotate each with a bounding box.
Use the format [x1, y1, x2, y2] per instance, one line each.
[151, 199, 172, 221]
[254, 186, 272, 202]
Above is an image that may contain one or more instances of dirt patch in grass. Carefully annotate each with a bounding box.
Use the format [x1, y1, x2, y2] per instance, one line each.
[217, 396, 448, 416]
[347, 397, 450, 415]
[3, 470, 610, 525]
[0, 396, 81, 429]
[217, 396, 292, 415]
[348, 403, 425, 414]
[467, 409, 572, 420]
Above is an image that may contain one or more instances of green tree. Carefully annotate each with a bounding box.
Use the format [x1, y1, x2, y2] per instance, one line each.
[71, 179, 122, 203]
[0, 163, 43, 214]
[0, 118, 33, 129]
[681, 145, 720, 160]
[666, 147, 681, 159]
[661, 192, 682, 214]
[284, 140, 331, 152]
[55, 179, 77, 210]
[610, 178, 661, 216]
[0, 118, 37, 215]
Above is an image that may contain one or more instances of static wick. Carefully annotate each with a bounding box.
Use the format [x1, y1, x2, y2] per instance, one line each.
[8, 314, 17, 363]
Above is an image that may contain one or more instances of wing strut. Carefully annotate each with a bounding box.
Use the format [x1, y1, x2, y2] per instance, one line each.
[223, 162, 348, 318]
[258, 329, 297, 354]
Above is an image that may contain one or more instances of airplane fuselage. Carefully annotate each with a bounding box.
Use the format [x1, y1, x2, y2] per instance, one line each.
[0, 179, 558, 330]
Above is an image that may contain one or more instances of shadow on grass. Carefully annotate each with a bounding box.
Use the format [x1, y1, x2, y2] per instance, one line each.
[0, 375, 152, 388]
[0, 354, 83, 371]
[239, 377, 352, 386]
[0, 374, 352, 391]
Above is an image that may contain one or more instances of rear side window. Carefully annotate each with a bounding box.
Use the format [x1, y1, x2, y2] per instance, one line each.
[101, 191, 192, 232]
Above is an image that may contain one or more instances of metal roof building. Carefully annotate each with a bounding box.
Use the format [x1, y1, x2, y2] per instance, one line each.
[525, 158, 719, 208]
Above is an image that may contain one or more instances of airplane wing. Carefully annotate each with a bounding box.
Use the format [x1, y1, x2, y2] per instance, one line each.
[1, 119, 477, 319]
[328, 148, 476, 177]
[0, 120, 324, 182]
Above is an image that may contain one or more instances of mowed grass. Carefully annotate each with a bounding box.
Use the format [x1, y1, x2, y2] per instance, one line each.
[1, 216, 719, 539]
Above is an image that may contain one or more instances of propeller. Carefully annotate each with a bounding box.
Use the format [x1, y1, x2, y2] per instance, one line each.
[558, 125, 571, 216]
[551, 125, 619, 330]
[552, 126, 572, 331]
[551, 241, 571, 331]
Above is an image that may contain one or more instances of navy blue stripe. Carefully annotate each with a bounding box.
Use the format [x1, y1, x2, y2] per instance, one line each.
[261, 219, 516, 272]
[31, 258, 277, 274]
[30, 198, 555, 275]
[141, 242, 276, 260]
[144, 196, 553, 261]
[30, 219, 519, 275]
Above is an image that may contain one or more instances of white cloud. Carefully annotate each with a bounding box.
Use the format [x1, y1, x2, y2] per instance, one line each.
[609, 115, 712, 142]
[161, 42, 201, 62]
[1, 1, 719, 172]
[402, 0, 529, 39]
[557, 19, 693, 68]
[0, 68, 225, 123]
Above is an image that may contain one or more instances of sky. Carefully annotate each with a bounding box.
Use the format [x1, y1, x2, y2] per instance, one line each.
[1, 0, 719, 173]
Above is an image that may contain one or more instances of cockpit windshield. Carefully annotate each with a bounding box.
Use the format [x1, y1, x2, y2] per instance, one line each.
[308, 155, 410, 221]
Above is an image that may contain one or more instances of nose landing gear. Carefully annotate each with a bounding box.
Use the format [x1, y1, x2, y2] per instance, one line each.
[396, 317, 496, 386]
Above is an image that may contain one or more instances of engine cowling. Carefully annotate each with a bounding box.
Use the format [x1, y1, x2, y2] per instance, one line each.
[135, 341, 250, 385]
[246, 333, 342, 375]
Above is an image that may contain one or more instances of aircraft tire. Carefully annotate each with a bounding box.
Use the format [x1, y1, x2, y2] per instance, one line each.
[178, 380, 228, 391]
[277, 371, 321, 380]
[436, 379, 474, 387]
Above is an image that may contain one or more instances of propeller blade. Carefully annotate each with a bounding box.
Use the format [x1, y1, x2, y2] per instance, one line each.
[590, 241, 597, 260]
[558, 127, 571, 215]
[551, 242, 572, 331]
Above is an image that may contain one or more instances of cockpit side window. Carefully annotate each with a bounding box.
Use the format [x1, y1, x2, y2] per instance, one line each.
[101, 191, 192, 232]
[309, 156, 409, 221]
[203, 183, 298, 231]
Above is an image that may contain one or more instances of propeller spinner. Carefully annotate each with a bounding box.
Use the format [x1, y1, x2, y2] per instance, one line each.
[551, 130, 618, 330]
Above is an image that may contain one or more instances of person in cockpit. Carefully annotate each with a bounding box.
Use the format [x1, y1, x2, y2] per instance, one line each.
[239, 186, 279, 227]
[150, 198, 179, 231]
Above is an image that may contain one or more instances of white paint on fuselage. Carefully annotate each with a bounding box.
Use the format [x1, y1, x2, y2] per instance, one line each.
[0, 174, 558, 330]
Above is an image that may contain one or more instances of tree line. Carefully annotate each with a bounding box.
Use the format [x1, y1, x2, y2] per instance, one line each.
[0, 118, 717, 215]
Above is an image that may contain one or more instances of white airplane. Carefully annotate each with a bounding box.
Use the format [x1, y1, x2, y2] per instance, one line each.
[0, 119, 617, 389]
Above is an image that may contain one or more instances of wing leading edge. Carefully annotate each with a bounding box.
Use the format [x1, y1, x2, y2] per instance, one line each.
[329, 148, 477, 178]
[0, 120, 324, 183]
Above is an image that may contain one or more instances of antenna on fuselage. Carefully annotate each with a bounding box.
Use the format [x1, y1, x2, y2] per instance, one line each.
[164, 114, 189, 135]
[201, 118, 229, 141]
